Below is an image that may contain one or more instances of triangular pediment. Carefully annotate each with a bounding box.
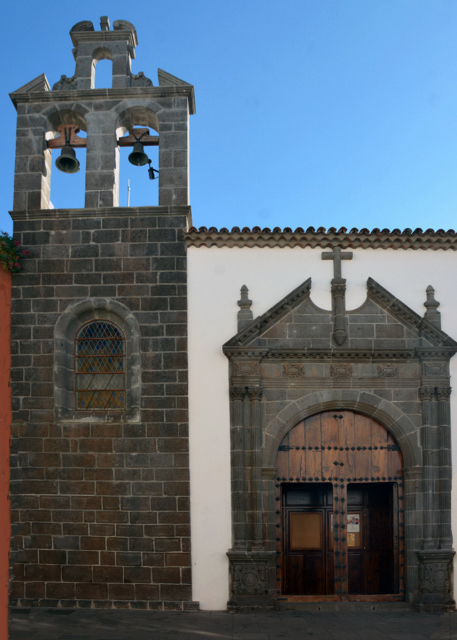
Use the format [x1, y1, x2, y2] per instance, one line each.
[158, 69, 192, 87]
[10, 73, 50, 108]
[11, 73, 50, 95]
[224, 277, 313, 348]
[223, 277, 457, 356]
[366, 278, 457, 349]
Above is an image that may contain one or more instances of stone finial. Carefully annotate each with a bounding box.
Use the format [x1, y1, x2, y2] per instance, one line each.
[424, 285, 441, 329]
[237, 285, 253, 332]
[100, 16, 110, 31]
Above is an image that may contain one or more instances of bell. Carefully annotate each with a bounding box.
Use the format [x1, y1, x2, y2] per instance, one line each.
[128, 142, 149, 166]
[55, 145, 80, 174]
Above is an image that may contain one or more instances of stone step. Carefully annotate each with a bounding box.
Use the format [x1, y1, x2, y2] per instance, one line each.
[277, 601, 415, 612]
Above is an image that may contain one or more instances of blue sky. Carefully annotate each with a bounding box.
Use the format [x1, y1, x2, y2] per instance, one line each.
[2, 1, 457, 233]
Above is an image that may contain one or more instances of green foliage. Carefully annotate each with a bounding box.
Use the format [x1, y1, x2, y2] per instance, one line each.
[0, 231, 29, 273]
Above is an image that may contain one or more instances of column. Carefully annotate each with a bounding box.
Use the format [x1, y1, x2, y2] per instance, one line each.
[419, 385, 436, 549]
[436, 386, 452, 549]
[230, 386, 247, 550]
[248, 387, 263, 550]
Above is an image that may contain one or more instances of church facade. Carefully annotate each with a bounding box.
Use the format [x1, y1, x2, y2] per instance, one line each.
[7, 17, 457, 612]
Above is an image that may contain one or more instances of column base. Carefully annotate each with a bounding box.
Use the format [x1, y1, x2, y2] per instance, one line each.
[227, 550, 276, 611]
[416, 549, 456, 612]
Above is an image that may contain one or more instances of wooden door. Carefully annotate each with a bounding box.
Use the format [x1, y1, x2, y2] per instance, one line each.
[347, 483, 398, 595]
[283, 483, 334, 595]
[276, 411, 404, 602]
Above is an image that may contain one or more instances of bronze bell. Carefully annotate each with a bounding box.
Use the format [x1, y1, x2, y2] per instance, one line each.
[55, 145, 80, 174]
[128, 142, 149, 166]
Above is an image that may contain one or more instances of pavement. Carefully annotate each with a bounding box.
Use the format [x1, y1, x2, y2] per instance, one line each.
[8, 608, 457, 640]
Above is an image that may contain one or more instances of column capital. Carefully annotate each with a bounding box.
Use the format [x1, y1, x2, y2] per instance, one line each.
[247, 387, 263, 402]
[436, 386, 452, 402]
[230, 386, 246, 401]
[419, 386, 435, 402]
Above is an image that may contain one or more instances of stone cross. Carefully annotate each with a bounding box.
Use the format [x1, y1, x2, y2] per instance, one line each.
[321, 247, 353, 347]
[321, 246, 353, 281]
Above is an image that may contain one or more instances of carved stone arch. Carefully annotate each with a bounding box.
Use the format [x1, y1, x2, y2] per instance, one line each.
[257, 391, 427, 604]
[115, 104, 160, 135]
[45, 105, 89, 133]
[54, 298, 141, 422]
[262, 389, 420, 471]
[92, 46, 114, 62]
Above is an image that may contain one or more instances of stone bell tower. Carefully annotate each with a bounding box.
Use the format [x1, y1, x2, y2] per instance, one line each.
[11, 17, 195, 209]
[8, 18, 197, 610]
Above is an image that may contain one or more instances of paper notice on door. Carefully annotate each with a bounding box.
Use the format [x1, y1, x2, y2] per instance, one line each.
[347, 514, 360, 533]
[347, 533, 356, 547]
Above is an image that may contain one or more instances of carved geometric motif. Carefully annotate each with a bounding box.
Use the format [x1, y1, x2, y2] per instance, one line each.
[235, 362, 258, 377]
[377, 363, 398, 378]
[282, 363, 305, 378]
[419, 561, 451, 594]
[330, 364, 352, 379]
[232, 561, 268, 595]
[423, 362, 447, 377]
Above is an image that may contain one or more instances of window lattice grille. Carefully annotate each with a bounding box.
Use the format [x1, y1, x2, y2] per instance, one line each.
[75, 321, 126, 410]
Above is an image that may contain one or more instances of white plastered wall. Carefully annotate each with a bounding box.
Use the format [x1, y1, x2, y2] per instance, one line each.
[188, 245, 457, 610]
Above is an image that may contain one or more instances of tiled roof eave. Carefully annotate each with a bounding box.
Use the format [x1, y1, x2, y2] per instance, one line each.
[184, 226, 457, 250]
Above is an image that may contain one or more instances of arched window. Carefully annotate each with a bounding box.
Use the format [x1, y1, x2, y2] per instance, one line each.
[54, 298, 141, 422]
[75, 321, 126, 411]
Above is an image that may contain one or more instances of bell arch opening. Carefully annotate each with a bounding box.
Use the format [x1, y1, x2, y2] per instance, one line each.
[45, 109, 88, 209]
[274, 410, 405, 602]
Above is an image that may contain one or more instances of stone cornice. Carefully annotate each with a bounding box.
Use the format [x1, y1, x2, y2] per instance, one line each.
[224, 347, 456, 360]
[184, 226, 457, 250]
[9, 205, 192, 225]
[70, 29, 138, 48]
[9, 85, 196, 114]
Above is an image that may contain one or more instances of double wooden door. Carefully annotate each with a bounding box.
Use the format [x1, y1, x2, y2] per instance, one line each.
[276, 411, 404, 601]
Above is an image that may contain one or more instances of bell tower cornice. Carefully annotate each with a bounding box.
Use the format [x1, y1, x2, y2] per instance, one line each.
[9, 85, 196, 115]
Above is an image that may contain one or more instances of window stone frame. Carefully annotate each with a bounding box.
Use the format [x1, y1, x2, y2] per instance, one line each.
[54, 297, 141, 422]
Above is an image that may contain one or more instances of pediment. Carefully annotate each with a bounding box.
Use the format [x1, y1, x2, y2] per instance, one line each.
[158, 69, 192, 87]
[223, 277, 457, 357]
[224, 277, 312, 349]
[11, 73, 50, 96]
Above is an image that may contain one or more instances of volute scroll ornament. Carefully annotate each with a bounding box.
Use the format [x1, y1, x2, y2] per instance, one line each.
[70, 20, 95, 32]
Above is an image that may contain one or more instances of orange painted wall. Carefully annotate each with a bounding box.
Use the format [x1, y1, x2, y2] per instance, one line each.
[0, 267, 11, 640]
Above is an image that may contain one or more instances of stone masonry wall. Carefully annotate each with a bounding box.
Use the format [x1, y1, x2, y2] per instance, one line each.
[9, 205, 195, 610]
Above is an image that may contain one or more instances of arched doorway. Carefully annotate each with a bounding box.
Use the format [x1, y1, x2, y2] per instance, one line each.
[275, 410, 404, 602]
